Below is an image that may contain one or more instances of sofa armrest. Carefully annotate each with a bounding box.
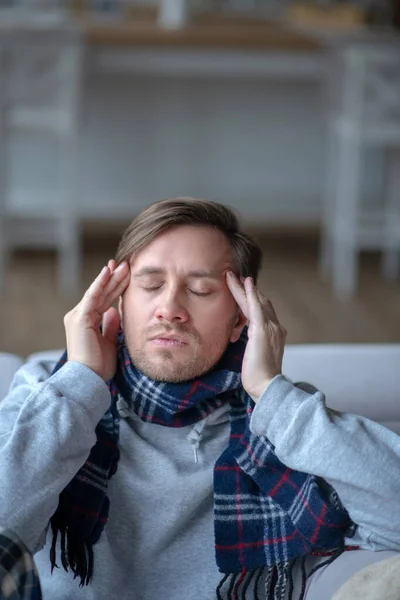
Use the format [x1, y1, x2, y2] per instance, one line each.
[283, 344, 400, 424]
[0, 353, 24, 402]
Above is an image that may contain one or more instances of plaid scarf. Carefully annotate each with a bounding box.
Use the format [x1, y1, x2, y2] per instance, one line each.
[50, 330, 352, 599]
[0, 528, 42, 600]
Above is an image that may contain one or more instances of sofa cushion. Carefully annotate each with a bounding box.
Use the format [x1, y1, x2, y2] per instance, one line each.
[332, 554, 400, 600]
[0, 353, 24, 402]
[281, 344, 400, 430]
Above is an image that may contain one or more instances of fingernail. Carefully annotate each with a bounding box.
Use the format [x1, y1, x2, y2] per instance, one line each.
[115, 263, 125, 273]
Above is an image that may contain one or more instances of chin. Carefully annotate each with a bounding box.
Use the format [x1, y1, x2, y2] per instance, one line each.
[141, 365, 201, 383]
[149, 372, 193, 383]
[126, 339, 230, 383]
[134, 357, 215, 384]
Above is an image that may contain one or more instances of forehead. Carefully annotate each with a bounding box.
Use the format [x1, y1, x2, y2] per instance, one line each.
[131, 225, 235, 271]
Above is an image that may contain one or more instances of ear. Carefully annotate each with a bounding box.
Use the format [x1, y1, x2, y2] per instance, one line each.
[118, 296, 124, 329]
[229, 308, 247, 343]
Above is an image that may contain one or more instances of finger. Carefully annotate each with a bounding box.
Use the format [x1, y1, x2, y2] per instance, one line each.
[102, 307, 120, 345]
[257, 292, 280, 326]
[104, 271, 131, 308]
[244, 277, 265, 326]
[108, 259, 117, 272]
[82, 266, 112, 307]
[259, 294, 286, 335]
[102, 261, 129, 295]
[81, 263, 128, 315]
[102, 262, 130, 302]
[266, 299, 286, 336]
[226, 271, 249, 319]
[265, 297, 280, 323]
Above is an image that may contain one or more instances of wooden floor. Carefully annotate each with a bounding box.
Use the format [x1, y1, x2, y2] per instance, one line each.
[1, 233, 400, 358]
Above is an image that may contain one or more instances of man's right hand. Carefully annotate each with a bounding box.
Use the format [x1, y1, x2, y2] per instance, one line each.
[64, 259, 130, 381]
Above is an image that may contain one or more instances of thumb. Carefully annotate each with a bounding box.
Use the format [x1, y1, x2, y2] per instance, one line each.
[102, 307, 120, 346]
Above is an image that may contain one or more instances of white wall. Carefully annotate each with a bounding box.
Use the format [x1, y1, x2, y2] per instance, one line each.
[9, 70, 384, 225]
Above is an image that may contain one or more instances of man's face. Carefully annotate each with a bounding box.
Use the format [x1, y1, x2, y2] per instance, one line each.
[119, 225, 246, 382]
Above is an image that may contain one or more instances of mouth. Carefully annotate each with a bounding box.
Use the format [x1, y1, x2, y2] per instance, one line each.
[149, 334, 188, 348]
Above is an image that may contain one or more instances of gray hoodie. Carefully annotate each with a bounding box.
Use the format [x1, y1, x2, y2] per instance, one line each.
[1, 360, 400, 599]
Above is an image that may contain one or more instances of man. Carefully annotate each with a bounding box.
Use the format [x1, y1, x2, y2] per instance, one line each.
[0, 197, 399, 600]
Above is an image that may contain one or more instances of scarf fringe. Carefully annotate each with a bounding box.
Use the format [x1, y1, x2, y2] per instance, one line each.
[216, 561, 295, 600]
[50, 493, 95, 587]
[216, 552, 345, 600]
[50, 526, 94, 587]
[264, 566, 275, 599]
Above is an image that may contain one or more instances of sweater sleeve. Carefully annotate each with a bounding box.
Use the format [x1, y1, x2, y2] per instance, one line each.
[249, 375, 400, 552]
[0, 359, 111, 554]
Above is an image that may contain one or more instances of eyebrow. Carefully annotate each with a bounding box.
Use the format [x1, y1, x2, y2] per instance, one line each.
[133, 267, 223, 280]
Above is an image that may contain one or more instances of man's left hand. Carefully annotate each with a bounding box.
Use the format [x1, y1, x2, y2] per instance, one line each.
[226, 272, 287, 403]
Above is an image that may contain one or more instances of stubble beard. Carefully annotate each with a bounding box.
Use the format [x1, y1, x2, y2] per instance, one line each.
[124, 321, 236, 383]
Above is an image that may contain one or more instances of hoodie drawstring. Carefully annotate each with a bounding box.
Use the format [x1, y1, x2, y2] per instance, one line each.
[187, 418, 209, 464]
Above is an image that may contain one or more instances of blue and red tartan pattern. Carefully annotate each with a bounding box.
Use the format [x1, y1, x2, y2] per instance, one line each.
[214, 391, 350, 573]
[0, 528, 42, 600]
[50, 329, 351, 585]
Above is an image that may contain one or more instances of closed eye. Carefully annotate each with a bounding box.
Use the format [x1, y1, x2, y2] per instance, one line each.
[141, 285, 212, 296]
[142, 286, 162, 292]
[189, 290, 212, 297]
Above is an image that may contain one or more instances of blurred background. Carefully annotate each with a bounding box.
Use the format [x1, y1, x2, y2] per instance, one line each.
[0, 0, 400, 357]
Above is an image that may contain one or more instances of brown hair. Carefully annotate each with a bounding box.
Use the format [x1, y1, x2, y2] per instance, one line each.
[115, 197, 262, 283]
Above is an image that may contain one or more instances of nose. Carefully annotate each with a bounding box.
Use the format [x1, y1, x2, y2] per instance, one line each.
[154, 287, 189, 323]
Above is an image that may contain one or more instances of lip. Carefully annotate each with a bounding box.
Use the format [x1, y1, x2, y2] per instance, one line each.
[149, 333, 188, 343]
[150, 336, 188, 348]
